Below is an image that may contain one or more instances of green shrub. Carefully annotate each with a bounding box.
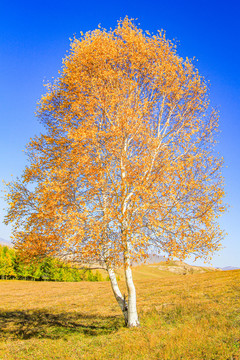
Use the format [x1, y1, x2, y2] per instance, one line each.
[0, 245, 106, 282]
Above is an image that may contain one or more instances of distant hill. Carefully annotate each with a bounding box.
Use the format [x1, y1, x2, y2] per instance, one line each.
[140, 255, 239, 273]
[115, 260, 221, 281]
[0, 237, 12, 247]
[0, 241, 238, 271]
[154, 260, 220, 275]
[133, 254, 166, 265]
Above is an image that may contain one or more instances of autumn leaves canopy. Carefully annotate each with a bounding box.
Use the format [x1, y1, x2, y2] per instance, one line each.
[5, 18, 225, 267]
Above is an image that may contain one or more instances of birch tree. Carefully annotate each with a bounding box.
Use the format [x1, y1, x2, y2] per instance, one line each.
[5, 18, 225, 327]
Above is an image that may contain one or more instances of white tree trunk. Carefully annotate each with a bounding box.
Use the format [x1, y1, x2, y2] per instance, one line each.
[107, 267, 128, 325]
[120, 139, 139, 327]
[124, 256, 140, 327]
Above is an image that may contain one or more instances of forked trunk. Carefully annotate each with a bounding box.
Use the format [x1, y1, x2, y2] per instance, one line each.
[107, 267, 128, 325]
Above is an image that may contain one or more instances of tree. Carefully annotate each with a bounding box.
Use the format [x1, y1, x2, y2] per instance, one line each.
[4, 18, 225, 327]
[0, 245, 16, 279]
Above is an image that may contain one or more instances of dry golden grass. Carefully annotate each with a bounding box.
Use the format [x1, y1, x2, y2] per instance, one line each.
[0, 269, 239, 359]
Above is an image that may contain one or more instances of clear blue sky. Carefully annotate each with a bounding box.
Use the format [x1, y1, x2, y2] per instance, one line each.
[0, 0, 239, 267]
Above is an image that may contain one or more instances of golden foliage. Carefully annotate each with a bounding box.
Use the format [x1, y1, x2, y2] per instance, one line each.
[5, 17, 225, 267]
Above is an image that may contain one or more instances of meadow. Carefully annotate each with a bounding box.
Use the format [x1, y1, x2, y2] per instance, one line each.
[0, 267, 239, 360]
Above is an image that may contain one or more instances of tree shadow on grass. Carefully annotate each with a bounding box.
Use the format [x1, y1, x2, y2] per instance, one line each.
[0, 310, 124, 340]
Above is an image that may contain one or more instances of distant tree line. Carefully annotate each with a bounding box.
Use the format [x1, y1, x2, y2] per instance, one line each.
[0, 245, 105, 281]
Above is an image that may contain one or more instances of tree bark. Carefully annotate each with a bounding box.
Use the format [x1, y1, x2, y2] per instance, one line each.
[107, 267, 128, 325]
[124, 250, 140, 327]
[120, 137, 140, 327]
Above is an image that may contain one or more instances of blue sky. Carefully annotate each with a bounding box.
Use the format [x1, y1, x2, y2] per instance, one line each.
[0, 0, 239, 267]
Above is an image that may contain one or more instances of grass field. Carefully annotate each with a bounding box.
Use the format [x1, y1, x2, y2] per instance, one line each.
[0, 267, 239, 359]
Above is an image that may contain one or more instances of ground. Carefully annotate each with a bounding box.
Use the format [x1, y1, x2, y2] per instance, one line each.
[0, 267, 239, 359]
